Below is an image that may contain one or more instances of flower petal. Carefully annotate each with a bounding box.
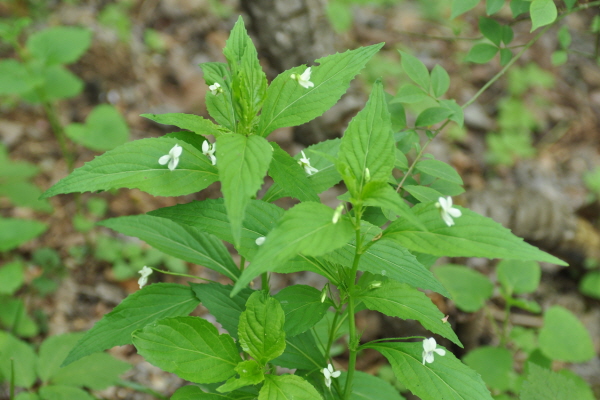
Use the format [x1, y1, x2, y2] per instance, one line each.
[158, 155, 170, 165]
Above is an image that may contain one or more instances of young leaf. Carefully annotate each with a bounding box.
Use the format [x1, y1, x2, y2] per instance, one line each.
[496, 260, 540, 294]
[433, 265, 493, 312]
[218, 360, 265, 393]
[530, 0, 558, 32]
[65, 104, 129, 151]
[430, 65, 450, 98]
[41, 137, 218, 198]
[191, 282, 255, 339]
[0, 331, 37, 389]
[339, 80, 394, 193]
[465, 43, 499, 63]
[486, 0, 505, 15]
[463, 346, 514, 392]
[415, 107, 453, 127]
[272, 330, 326, 371]
[0, 217, 47, 252]
[133, 316, 242, 383]
[538, 306, 594, 362]
[99, 214, 239, 281]
[202, 62, 237, 132]
[232, 202, 354, 295]
[451, 0, 480, 19]
[415, 159, 463, 185]
[384, 202, 567, 265]
[62, 283, 199, 366]
[257, 43, 383, 137]
[399, 51, 430, 90]
[365, 342, 493, 400]
[217, 134, 273, 247]
[238, 292, 286, 365]
[50, 352, 131, 390]
[274, 285, 331, 337]
[141, 113, 226, 137]
[259, 375, 323, 400]
[26, 26, 92, 66]
[358, 280, 461, 346]
[479, 17, 503, 46]
[268, 143, 320, 202]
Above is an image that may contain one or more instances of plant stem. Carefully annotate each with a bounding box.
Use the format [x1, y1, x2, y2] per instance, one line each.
[239, 256, 246, 273]
[148, 267, 218, 283]
[261, 272, 269, 292]
[41, 99, 74, 171]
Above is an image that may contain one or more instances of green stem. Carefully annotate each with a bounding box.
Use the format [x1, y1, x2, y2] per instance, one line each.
[325, 309, 341, 359]
[261, 272, 269, 292]
[41, 99, 74, 171]
[239, 256, 246, 273]
[359, 336, 425, 348]
[148, 267, 217, 283]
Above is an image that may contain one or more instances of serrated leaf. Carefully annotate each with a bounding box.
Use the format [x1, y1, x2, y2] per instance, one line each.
[274, 285, 331, 337]
[392, 84, 430, 104]
[359, 280, 461, 346]
[51, 352, 131, 390]
[434, 265, 493, 312]
[218, 360, 265, 393]
[430, 65, 450, 98]
[38, 385, 95, 400]
[465, 43, 498, 64]
[451, 0, 480, 19]
[271, 330, 326, 371]
[530, 0, 557, 32]
[172, 386, 251, 399]
[339, 81, 394, 194]
[479, 17, 503, 46]
[416, 159, 463, 185]
[384, 202, 567, 265]
[399, 51, 430, 90]
[26, 26, 92, 65]
[259, 375, 323, 400]
[99, 214, 239, 281]
[133, 316, 241, 383]
[258, 44, 383, 137]
[343, 371, 406, 400]
[497, 260, 540, 294]
[62, 283, 199, 366]
[521, 363, 595, 400]
[366, 342, 493, 400]
[65, 104, 129, 151]
[217, 134, 272, 247]
[360, 181, 427, 230]
[42, 137, 218, 198]
[538, 306, 594, 362]
[486, 0, 505, 15]
[415, 107, 453, 127]
[0, 331, 37, 388]
[268, 143, 319, 202]
[149, 198, 283, 261]
[232, 202, 354, 295]
[202, 62, 237, 132]
[238, 292, 286, 365]
[463, 346, 514, 391]
[0, 217, 47, 251]
[403, 185, 443, 203]
[142, 113, 225, 137]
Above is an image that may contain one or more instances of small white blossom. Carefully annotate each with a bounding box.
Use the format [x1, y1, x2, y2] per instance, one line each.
[435, 196, 462, 227]
[422, 337, 446, 365]
[322, 364, 341, 389]
[138, 266, 153, 289]
[298, 150, 318, 175]
[158, 144, 183, 171]
[255, 236, 266, 246]
[202, 141, 217, 165]
[208, 82, 222, 95]
[290, 67, 314, 89]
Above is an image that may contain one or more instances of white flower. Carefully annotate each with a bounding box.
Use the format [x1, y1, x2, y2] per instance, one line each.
[422, 337, 446, 365]
[202, 141, 217, 165]
[138, 266, 153, 289]
[298, 150, 318, 175]
[322, 364, 341, 389]
[290, 67, 314, 89]
[255, 236, 266, 246]
[208, 82, 222, 95]
[158, 144, 183, 171]
[435, 196, 462, 227]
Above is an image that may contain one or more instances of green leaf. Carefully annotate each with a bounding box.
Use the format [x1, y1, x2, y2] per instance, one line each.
[172, 386, 249, 399]
[38, 333, 83, 383]
[393, 84, 430, 104]
[65, 104, 129, 151]
[38, 385, 95, 400]
[530, 0, 557, 32]
[238, 292, 286, 365]
[486, 0, 505, 15]
[538, 306, 594, 362]
[465, 43, 498, 63]
[42, 137, 218, 198]
[497, 260, 540, 294]
[51, 352, 131, 390]
[551, 50, 568, 66]
[499, 48, 513, 66]
[415, 159, 463, 185]
[434, 265, 493, 312]
[557, 26, 571, 48]
[15, 393, 40, 400]
[387, 93, 407, 131]
[479, 17, 502, 46]
[0, 180, 52, 212]
[451, 0, 479, 19]
[430, 65, 450, 98]
[22, 65, 83, 102]
[142, 113, 226, 137]
[233, 202, 354, 295]
[133, 316, 241, 383]
[438, 99, 464, 127]
[274, 285, 331, 337]
[358, 280, 461, 346]
[0, 261, 24, 295]
[191, 283, 255, 339]
[218, 360, 265, 392]
[0, 331, 37, 388]
[271, 330, 326, 371]
[99, 214, 239, 281]
[429, 179, 465, 197]
[580, 271, 600, 299]
[345, 371, 406, 400]
[0, 59, 34, 95]
[501, 25, 514, 45]
[149, 198, 283, 261]
[268, 143, 320, 202]
[563, 0, 576, 11]
[360, 181, 427, 230]
[366, 342, 493, 400]
[384, 202, 567, 265]
[258, 44, 383, 137]
[0, 297, 38, 337]
[217, 134, 272, 247]
[202, 62, 237, 132]
[399, 51, 430, 90]
[520, 363, 595, 400]
[511, 0, 530, 17]
[259, 375, 323, 400]
[415, 107, 453, 127]
[463, 346, 514, 391]
[26, 26, 92, 66]
[403, 185, 443, 203]
[62, 283, 199, 366]
[0, 217, 47, 251]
